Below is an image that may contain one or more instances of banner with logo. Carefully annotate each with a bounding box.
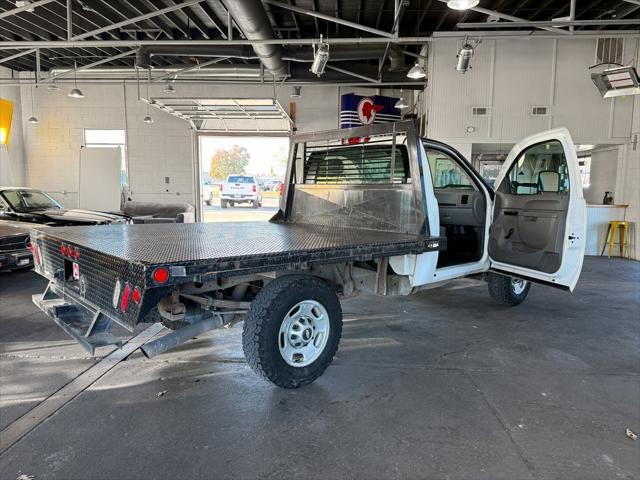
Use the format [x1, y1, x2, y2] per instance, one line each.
[339, 93, 401, 129]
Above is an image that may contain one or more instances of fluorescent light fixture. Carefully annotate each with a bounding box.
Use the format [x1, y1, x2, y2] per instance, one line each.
[407, 62, 426, 79]
[447, 0, 479, 10]
[310, 37, 330, 77]
[68, 88, 85, 98]
[591, 66, 640, 98]
[27, 116, 39, 124]
[143, 115, 154, 124]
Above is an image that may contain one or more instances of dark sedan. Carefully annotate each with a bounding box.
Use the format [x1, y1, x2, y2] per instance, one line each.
[0, 187, 129, 226]
[0, 221, 33, 272]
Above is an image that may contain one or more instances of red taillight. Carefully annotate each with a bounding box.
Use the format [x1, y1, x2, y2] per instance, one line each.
[60, 243, 66, 255]
[66, 245, 72, 257]
[278, 182, 284, 196]
[252, 184, 257, 193]
[120, 283, 132, 313]
[132, 287, 142, 304]
[73, 247, 79, 260]
[219, 184, 223, 191]
[152, 267, 170, 284]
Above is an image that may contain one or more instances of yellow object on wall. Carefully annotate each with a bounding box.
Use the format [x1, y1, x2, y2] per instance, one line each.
[0, 98, 14, 145]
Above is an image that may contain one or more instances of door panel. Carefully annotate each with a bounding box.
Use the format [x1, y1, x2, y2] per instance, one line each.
[489, 128, 586, 290]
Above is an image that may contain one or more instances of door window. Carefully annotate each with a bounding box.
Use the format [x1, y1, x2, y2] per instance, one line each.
[501, 140, 569, 195]
[425, 149, 474, 189]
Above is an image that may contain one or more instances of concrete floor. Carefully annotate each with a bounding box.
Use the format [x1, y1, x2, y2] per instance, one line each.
[0, 257, 638, 480]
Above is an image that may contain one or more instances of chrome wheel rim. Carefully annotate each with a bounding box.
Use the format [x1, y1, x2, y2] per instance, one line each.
[278, 300, 330, 367]
[511, 278, 528, 295]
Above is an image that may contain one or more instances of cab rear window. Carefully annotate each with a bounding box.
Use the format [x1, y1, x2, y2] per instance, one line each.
[227, 176, 255, 184]
[302, 144, 409, 185]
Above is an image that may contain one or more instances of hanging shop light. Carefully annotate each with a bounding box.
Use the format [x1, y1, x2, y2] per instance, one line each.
[143, 77, 154, 124]
[27, 82, 39, 124]
[394, 90, 409, 110]
[291, 86, 302, 98]
[407, 62, 426, 79]
[47, 82, 60, 92]
[163, 82, 175, 94]
[68, 61, 85, 98]
[447, 0, 479, 10]
[310, 35, 330, 77]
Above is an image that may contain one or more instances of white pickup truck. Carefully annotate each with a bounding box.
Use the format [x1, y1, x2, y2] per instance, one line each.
[220, 175, 262, 208]
[30, 121, 586, 389]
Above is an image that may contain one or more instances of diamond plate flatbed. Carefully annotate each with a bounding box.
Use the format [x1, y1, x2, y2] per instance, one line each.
[30, 221, 443, 328]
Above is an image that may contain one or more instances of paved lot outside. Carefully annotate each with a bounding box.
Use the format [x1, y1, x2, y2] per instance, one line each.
[1, 257, 638, 480]
[203, 197, 279, 223]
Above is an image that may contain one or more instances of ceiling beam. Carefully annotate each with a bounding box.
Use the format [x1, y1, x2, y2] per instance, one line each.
[71, 0, 207, 41]
[459, 19, 640, 29]
[263, 0, 396, 38]
[42, 49, 137, 82]
[0, 0, 55, 20]
[0, 48, 37, 65]
[435, 0, 571, 35]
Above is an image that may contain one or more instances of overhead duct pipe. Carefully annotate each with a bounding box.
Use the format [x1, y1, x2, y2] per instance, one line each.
[136, 45, 256, 69]
[221, 0, 287, 78]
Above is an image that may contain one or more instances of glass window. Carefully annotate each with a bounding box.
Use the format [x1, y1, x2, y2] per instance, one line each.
[1, 189, 62, 213]
[302, 144, 409, 185]
[84, 129, 127, 190]
[227, 175, 255, 183]
[500, 140, 569, 195]
[579, 156, 591, 189]
[425, 148, 474, 189]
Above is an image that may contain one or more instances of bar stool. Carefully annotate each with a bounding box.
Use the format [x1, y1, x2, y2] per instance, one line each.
[600, 221, 631, 258]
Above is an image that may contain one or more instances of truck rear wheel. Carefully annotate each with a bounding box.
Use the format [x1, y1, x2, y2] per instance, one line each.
[242, 275, 342, 388]
[221, 199, 228, 208]
[252, 200, 259, 209]
[487, 272, 531, 306]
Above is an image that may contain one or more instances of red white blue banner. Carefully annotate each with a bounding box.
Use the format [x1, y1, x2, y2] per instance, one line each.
[340, 93, 402, 129]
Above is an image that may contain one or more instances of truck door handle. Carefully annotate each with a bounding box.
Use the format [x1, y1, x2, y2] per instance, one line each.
[503, 211, 518, 216]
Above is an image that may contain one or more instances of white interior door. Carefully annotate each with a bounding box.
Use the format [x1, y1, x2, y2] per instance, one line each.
[488, 128, 586, 291]
[78, 146, 121, 211]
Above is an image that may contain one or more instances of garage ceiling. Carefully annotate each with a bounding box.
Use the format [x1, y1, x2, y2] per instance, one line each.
[149, 97, 292, 132]
[0, 0, 638, 74]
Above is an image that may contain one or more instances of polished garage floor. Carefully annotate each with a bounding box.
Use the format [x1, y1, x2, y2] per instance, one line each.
[0, 257, 638, 480]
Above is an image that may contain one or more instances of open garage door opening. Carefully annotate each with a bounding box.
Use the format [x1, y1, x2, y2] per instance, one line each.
[199, 136, 290, 223]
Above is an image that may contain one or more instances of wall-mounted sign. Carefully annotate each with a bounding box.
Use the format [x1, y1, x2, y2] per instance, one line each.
[340, 93, 401, 129]
[0, 98, 14, 145]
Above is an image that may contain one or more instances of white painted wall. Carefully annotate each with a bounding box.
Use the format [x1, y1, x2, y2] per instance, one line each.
[13, 78, 393, 208]
[0, 66, 26, 186]
[427, 37, 636, 145]
[584, 147, 618, 205]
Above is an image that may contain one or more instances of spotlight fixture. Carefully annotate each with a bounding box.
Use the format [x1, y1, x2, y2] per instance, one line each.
[310, 35, 330, 77]
[394, 91, 409, 110]
[291, 86, 302, 98]
[590, 66, 640, 98]
[447, 0, 479, 10]
[27, 83, 39, 124]
[68, 61, 85, 98]
[163, 82, 175, 94]
[407, 62, 426, 79]
[455, 38, 480, 74]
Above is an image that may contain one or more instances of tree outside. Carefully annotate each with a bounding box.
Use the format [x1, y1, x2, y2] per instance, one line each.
[209, 145, 251, 181]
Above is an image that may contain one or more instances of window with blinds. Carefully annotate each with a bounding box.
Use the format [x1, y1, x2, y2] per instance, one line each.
[302, 143, 410, 185]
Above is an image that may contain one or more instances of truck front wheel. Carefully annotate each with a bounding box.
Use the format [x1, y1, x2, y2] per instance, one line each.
[221, 199, 228, 208]
[242, 275, 342, 388]
[487, 273, 531, 306]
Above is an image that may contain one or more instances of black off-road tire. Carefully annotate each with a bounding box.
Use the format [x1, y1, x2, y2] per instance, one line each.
[487, 272, 531, 306]
[242, 275, 342, 389]
[221, 199, 228, 208]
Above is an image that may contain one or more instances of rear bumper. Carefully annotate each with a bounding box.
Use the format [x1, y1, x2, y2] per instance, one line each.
[221, 194, 259, 202]
[0, 250, 33, 271]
